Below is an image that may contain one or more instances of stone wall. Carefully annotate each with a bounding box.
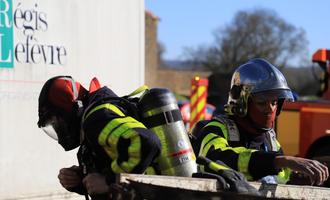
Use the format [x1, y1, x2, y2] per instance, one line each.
[145, 11, 211, 96]
[153, 68, 210, 96]
[145, 11, 159, 88]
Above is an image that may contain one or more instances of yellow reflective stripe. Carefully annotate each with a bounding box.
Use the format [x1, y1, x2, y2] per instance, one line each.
[275, 139, 281, 150]
[203, 138, 257, 180]
[121, 157, 140, 172]
[145, 166, 156, 175]
[199, 120, 259, 180]
[199, 132, 256, 180]
[127, 85, 149, 97]
[98, 116, 146, 146]
[111, 161, 124, 173]
[238, 150, 257, 180]
[98, 117, 144, 173]
[199, 120, 229, 156]
[109, 129, 141, 172]
[121, 129, 141, 171]
[205, 121, 229, 140]
[109, 130, 141, 173]
[201, 133, 253, 156]
[85, 103, 125, 120]
[124, 130, 141, 157]
[277, 167, 291, 184]
[200, 134, 228, 156]
[200, 133, 219, 153]
[209, 160, 230, 171]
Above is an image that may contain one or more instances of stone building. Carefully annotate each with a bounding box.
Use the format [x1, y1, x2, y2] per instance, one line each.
[145, 11, 211, 97]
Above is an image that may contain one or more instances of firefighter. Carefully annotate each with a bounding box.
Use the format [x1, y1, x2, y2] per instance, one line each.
[37, 76, 161, 199]
[194, 58, 329, 185]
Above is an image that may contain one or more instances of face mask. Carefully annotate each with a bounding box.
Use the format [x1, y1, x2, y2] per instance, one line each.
[248, 99, 277, 129]
[41, 115, 80, 151]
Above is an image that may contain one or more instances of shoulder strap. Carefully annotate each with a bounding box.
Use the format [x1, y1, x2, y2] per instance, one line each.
[266, 129, 278, 151]
[213, 115, 240, 142]
[125, 85, 149, 97]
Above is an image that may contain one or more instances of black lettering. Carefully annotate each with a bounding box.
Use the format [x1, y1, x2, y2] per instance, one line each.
[23, 10, 34, 35]
[40, 44, 47, 63]
[16, 42, 68, 65]
[40, 44, 55, 64]
[31, 44, 41, 64]
[49, 45, 54, 64]
[25, 35, 32, 63]
[13, 3, 24, 29]
[33, 3, 38, 31]
[38, 12, 47, 31]
[14, 43, 25, 63]
[12, 3, 68, 66]
[57, 46, 67, 65]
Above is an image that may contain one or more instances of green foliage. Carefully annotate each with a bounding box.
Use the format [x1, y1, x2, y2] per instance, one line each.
[283, 65, 322, 97]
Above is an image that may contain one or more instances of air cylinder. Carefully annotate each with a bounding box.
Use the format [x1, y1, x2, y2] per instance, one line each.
[139, 88, 197, 177]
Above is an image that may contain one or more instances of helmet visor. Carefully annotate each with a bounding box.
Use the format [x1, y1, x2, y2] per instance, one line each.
[41, 124, 58, 140]
[38, 107, 80, 151]
[251, 89, 294, 102]
[39, 115, 68, 141]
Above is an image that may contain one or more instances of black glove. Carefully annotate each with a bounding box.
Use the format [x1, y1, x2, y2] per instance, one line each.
[196, 156, 260, 195]
[192, 171, 230, 190]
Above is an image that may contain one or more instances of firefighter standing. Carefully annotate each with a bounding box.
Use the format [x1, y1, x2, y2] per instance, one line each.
[194, 59, 329, 185]
[37, 76, 161, 199]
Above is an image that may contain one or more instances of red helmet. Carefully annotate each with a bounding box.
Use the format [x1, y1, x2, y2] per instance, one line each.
[38, 76, 86, 151]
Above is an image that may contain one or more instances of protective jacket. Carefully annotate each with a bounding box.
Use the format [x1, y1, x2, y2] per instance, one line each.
[195, 115, 290, 184]
[77, 84, 161, 186]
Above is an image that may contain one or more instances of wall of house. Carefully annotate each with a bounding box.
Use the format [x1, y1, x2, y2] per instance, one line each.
[145, 11, 210, 96]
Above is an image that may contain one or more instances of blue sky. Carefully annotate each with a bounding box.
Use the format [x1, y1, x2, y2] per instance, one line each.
[145, 1, 330, 62]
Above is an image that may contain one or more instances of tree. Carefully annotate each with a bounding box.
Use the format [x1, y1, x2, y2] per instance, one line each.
[185, 8, 308, 74]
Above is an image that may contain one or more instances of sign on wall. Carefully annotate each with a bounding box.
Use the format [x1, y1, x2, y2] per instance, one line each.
[0, 0, 67, 68]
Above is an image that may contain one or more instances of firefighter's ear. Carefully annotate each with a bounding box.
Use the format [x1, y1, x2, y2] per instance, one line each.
[228, 85, 246, 117]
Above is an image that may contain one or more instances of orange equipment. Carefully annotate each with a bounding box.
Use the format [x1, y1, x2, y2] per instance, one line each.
[189, 76, 208, 131]
[312, 48, 330, 100]
[276, 48, 330, 159]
